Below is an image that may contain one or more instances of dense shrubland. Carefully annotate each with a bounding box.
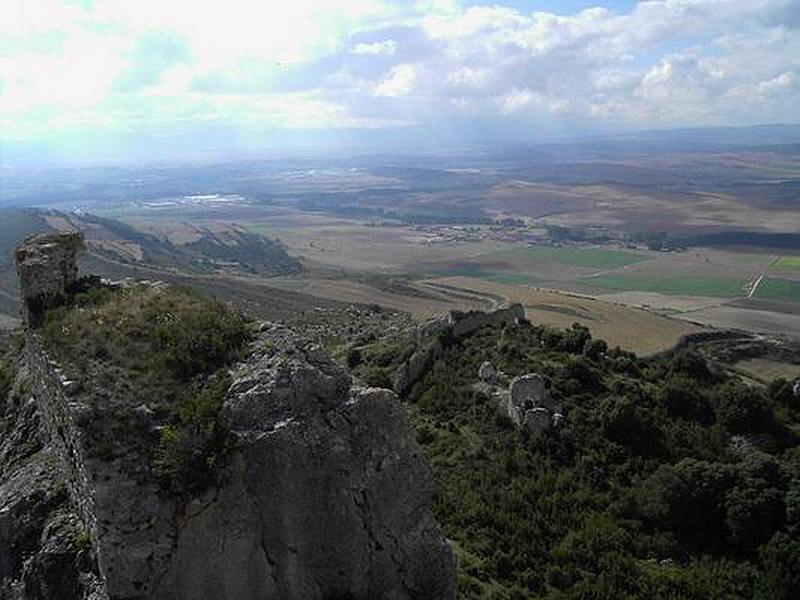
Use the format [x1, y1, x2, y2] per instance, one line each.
[353, 321, 800, 599]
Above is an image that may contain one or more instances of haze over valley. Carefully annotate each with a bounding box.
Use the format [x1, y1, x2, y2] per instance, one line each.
[2, 1, 800, 599]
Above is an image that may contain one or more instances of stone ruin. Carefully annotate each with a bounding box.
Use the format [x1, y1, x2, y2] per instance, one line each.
[15, 231, 85, 325]
[478, 365, 564, 434]
[392, 304, 526, 396]
[505, 374, 563, 433]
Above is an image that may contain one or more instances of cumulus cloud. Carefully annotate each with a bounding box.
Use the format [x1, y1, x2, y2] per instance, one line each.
[114, 31, 191, 91]
[374, 63, 417, 96]
[351, 39, 397, 56]
[1, 0, 799, 147]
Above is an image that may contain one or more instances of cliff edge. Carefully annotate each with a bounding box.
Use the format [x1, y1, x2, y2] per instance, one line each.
[3, 232, 456, 600]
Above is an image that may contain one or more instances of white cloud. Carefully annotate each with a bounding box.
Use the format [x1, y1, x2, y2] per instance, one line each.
[374, 63, 417, 96]
[757, 71, 796, 94]
[1, 0, 799, 145]
[351, 39, 397, 56]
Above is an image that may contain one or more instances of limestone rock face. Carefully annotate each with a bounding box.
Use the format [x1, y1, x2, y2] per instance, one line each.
[509, 375, 554, 412]
[24, 325, 456, 600]
[155, 326, 457, 600]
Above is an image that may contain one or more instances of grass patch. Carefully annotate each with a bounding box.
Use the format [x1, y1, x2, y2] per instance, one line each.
[771, 256, 800, 272]
[755, 277, 800, 304]
[42, 284, 251, 385]
[583, 274, 748, 297]
[41, 284, 253, 495]
[497, 246, 650, 269]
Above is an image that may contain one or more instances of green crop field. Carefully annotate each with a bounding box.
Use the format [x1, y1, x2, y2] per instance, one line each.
[581, 274, 748, 297]
[496, 246, 650, 269]
[772, 256, 800, 271]
[755, 277, 800, 303]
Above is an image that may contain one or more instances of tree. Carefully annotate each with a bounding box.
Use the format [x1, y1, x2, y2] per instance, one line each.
[713, 384, 773, 434]
[638, 459, 737, 551]
[756, 532, 800, 600]
[725, 483, 784, 550]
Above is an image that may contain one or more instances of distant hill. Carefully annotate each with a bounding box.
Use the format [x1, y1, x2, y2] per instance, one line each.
[0, 208, 302, 318]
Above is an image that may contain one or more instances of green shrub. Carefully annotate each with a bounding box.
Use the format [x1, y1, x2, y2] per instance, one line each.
[712, 383, 773, 434]
[42, 284, 251, 387]
[756, 532, 800, 600]
[725, 483, 784, 550]
[154, 374, 233, 495]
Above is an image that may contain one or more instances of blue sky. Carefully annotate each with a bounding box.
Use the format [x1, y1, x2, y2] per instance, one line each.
[1, 0, 799, 162]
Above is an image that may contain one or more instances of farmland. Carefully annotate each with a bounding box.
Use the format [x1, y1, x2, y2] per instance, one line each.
[53, 200, 800, 345]
[2, 134, 799, 363]
[489, 246, 649, 269]
[771, 255, 800, 271]
[583, 274, 748, 298]
[755, 277, 800, 304]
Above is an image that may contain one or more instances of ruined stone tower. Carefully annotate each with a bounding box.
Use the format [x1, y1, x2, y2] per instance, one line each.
[14, 231, 85, 325]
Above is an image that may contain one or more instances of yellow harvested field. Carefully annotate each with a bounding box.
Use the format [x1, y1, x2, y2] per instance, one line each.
[595, 291, 725, 313]
[257, 277, 490, 318]
[735, 358, 800, 382]
[422, 276, 703, 355]
[43, 215, 78, 232]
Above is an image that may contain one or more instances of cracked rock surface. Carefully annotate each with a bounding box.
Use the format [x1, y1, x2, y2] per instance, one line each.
[155, 324, 456, 600]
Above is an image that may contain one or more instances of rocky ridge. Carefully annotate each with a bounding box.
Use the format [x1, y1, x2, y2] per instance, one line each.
[2, 232, 456, 600]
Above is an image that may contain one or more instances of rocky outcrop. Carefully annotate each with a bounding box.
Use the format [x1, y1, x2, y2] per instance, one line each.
[393, 304, 525, 396]
[478, 361, 507, 386]
[156, 325, 455, 600]
[9, 234, 456, 600]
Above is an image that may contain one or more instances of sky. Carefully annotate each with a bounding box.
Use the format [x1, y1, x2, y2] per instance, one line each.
[1, 0, 799, 163]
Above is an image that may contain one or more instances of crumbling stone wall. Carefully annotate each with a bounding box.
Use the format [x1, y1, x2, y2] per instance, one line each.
[393, 304, 525, 396]
[15, 232, 85, 325]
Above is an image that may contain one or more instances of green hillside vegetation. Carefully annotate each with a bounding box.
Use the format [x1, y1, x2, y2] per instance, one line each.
[40, 284, 253, 495]
[185, 229, 302, 275]
[78, 212, 190, 271]
[350, 321, 800, 599]
[80, 213, 301, 277]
